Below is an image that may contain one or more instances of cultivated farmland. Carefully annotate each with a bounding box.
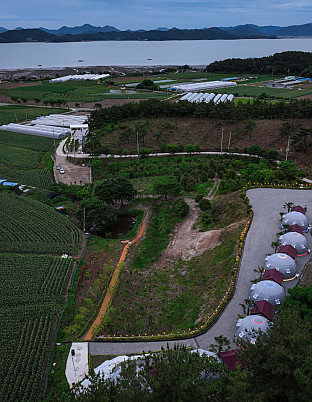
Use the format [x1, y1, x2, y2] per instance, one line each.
[0, 193, 82, 255]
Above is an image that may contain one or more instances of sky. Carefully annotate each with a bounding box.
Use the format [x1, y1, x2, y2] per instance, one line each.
[1, 0, 312, 30]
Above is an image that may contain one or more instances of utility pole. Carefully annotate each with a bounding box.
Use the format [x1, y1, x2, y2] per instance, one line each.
[136, 129, 140, 155]
[25, 110, 28, 120]
[83, 207, 86, 233]
[286, 136, 290, 160]
[15, 113, 18, 122]
[220, 127, 224, 155]
[228, 132, 232, 150]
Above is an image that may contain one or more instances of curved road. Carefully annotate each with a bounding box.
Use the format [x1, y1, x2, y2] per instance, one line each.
[89, 188, 312, 356]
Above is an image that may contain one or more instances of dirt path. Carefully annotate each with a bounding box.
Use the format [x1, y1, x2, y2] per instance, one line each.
[83, 220, 147, 341]
[155, 198, 221, 269]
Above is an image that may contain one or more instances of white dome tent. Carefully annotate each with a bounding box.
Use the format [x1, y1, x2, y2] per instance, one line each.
[264, 253, 297, 280]
[279, 232, 309, 256]
[281, 211, 310, 232]
[249, 280, 285, 306]
[235, 315, 270, 346]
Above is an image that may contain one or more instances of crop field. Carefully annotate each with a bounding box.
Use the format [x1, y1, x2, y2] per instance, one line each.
[215, 84, 312, 99]
[0, 130, 54, 152]
[0, 105, 66, 125]
[0, 193, 82, 255]
[0, 255, 73, 402]
[0, 143, 42, 168]
[0, 189, 81, 401]
[0, 81, 167, 103]
[0, 166, 53, 189]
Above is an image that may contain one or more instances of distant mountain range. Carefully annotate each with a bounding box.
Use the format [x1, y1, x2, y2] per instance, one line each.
[0, 22, 312, 43]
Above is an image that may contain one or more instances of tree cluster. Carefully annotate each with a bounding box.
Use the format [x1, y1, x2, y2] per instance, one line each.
[206, 51, 312, 77]
[89, 98, 312, 128]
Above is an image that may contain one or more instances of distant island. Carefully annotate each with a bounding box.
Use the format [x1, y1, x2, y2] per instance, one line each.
[1, 22, 312, 43]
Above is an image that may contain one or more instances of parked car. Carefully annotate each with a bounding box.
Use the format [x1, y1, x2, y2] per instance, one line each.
[56, 165, 61, 170]
[59, 169, 65, 174]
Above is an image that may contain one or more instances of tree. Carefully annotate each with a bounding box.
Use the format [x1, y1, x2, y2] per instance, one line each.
[77, 197, 117, 233]
[72, 344, 227, 401]
[271, 241, 279, 253]
[173, 199, 189, 218]
[283, 201, 294, 213]
[199, 198, 212, 212]
[210, 335, 231, 353]
[94, 177, 137, 205]
[136, 79, 159, 91]
[152, 176, 181, 199]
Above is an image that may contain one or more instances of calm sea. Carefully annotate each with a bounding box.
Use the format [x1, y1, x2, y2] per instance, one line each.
[0, 38, 312, 69]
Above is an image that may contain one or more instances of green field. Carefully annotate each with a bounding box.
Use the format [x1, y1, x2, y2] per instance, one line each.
[0, 190, 82, 401]
[0, 193, 82, 255]
[0, 255, 73, 402]
[0, 105, 66, 125]
[216, 84, 312, 99]
[0, 81, 167, 103]
[0, 130, 54, 187]
[0, 129, 54, 152]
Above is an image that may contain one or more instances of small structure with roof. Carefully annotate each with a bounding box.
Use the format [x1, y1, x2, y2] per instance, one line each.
[235, 315, 270, 347]
[291, 205, 306, 215]
[281, 211, 309, 232]
[251, 300, 275, 321]
[279, 232, 309, 256]
[264, 253, 297, 281]
[250, 280, 285, 306]
[218, 349, 244, 371]
[277, 245, 297, 259]
[289, 224, 304, 235]
[262, 269, 284, 285]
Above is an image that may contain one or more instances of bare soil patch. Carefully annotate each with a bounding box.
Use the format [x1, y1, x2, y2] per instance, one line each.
[300, 261, 312, 285]
[155, 198, 221, 267]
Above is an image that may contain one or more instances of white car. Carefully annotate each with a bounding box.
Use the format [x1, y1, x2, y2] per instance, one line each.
[59, 168, 65, 174]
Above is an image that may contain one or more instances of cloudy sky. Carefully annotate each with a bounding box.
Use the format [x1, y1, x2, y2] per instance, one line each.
[1, 0, 312, 30]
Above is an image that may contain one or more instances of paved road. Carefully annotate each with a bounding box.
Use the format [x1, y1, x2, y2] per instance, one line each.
[89, 188, 312, 356]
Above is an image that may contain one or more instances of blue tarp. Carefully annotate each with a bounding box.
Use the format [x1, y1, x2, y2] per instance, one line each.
[0, 179, 7, 184]
[1, 181, 18, 186]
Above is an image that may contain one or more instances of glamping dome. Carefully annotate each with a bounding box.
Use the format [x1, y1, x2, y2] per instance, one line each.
[235, 315, 270, 346]
[249, 280, 285, 306]
[264, 253, 297, 280]
[279, 232, 309, 256]
[281, 211, 309, 232]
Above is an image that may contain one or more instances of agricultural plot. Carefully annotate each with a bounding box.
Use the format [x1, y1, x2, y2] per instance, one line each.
[0, 130, 54, 152]
[0, 143, 42, 168]
[0, 193, 81, 255]
[0, 166, 53, 189]
[0, 105, 66, 125]
[216, 84, 312, 99]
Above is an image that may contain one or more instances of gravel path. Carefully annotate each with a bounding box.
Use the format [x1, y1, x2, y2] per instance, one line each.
[89, 188, 312, 356]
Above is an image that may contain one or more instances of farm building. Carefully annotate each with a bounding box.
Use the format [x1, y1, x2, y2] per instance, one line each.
[279, 232, 309, 256]
[281, 211, 310, 232]
[0, 123, 69, 139]
[178, 92, 234, 103]
[264, 253, 297, 280]
[169, 80, 237, 92]
[235, 315, 270, 346]
[249, 280, 285, 306]
[70, 124, 89, 145]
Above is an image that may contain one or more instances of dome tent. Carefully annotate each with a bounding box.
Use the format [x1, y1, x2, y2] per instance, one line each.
[235, 315, 270, 346]
[264, 253, 297, 280]
[281, 211, 309, 232]
[279, 232, 309, 256]
[249, 280, 285, 306]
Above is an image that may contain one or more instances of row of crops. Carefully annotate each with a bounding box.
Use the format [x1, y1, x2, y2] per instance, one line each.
[0, 192, 82, 400]
[0, 166, 53, 189]
[0, 303, 61, 402]
[0, 129, 54, 152]
[0, 193, 81, 255]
